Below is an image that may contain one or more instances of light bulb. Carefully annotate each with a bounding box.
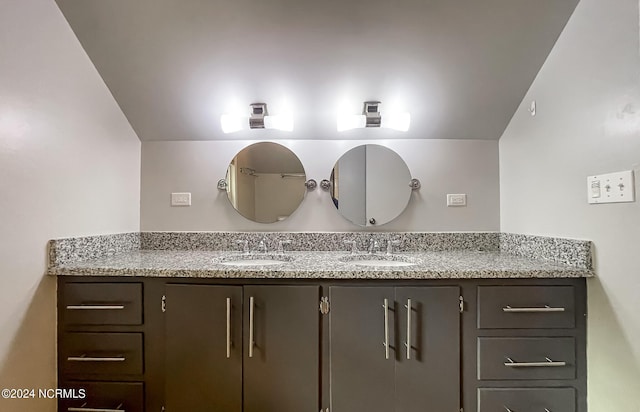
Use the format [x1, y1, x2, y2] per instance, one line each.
[337, 114, 366, 132]
[220, 114, 245, 134]
[264, 114, 294, 131]
[381, 112, 410, 132]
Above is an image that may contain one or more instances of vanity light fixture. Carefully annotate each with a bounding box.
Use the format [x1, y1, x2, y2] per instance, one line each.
[337, 101, 411, 132]
[220, 103, 294, 133]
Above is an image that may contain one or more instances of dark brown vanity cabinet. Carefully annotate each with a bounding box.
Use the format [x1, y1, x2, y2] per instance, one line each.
[58, 277, 587, 412]
[58, 282, 146, 412]
[466, 283, 587, 412]
[329, 286, 461, 412]
[164, 284, 320, 412]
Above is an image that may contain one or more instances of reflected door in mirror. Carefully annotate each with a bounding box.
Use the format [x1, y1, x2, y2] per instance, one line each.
[331, 144, 412, 227]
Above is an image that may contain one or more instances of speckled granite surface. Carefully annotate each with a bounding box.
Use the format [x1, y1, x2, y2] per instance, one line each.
[500, 233, 592, 269]
[48, 232, 140, 266]
[47, 231, 594, 279]
[47, 250, 593, 279]
[140, 231, 501, 253]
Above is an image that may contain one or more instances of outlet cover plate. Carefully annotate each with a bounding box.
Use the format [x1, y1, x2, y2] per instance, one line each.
[447, 193, 467, 207]
[171, 192, 192, 206]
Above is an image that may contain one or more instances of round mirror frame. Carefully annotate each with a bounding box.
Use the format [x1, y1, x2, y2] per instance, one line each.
[222, 142, 307, 224]
[329, 144, 414, 227]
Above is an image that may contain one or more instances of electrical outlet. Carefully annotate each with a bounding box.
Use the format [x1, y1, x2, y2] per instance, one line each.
[171, 192, 191, 206]
[447, 194, 467, 207]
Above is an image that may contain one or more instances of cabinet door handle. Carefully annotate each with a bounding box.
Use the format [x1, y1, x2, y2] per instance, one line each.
[226, 297, 232, 359]
[504, 357, 567, 367]
[405, 298, 412, 360]
[504, 408, 551, 412]
[66, 305, 125, 310]
[383, 298, 390, 360]
[67, 355, 126, 362]
[502, 305, 565, 313]
[248, 296, 255, 358]
[68, 404, 125, 412]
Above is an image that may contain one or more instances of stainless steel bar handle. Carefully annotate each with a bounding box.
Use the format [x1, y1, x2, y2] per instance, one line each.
[503, 407, 514, 412]
[383, 298, 390, 360]
[503, 305, 565, 313]
[504, 357, 567, 367]
[68, 408, 125, 412]
[249, 296, 255, 358]
[405, 298, 412, 360]
[226, 297, 232, 359]
[66, 305, 125, 310]
[67, 356, 126, 362]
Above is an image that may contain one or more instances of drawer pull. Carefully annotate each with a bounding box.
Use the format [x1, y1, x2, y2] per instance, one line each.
[504, 357, 567, 368]
[502, 305, 565, 313]
[67, 355, 126, 362]
[66, 305, 126, 310]
[504, 408, 551, 412]
[68, 403, 125, 412]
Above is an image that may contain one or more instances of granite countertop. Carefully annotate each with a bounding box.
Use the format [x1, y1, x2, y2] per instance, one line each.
[47, 249, 593, 279]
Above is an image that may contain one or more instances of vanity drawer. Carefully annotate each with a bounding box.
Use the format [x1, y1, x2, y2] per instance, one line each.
[61, 333, 143, 376]
[478, 387, 575, 412]
[478, 337, 575, 380]
[59, 381, 144, 412]
[62, 283, 143, 326]
[477, 286, 575, 329]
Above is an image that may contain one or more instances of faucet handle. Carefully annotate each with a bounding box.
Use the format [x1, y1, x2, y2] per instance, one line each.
[277, 239, 292, 253]
[386, 238, 402, 254]
[236, 240, 249, 254]
[344, 240, 358, 254]
[367, 237, 380, 254]
[257, 236, 269, 253]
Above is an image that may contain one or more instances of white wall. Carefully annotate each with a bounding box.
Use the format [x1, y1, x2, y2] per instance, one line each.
[0, 1, 141, 410]
[499, 0, 640, 410]
[141, 139, 500, 231]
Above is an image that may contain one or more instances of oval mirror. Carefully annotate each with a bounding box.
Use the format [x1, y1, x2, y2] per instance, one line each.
[225, 142, 306, 223]
[330, 144, 412, 226]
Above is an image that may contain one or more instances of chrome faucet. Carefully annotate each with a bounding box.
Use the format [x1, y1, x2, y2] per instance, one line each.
[236, 240, 249, 254]
[344, 240, 358, 254]
[386, 238, 402, 255]
[277, 239, 292, 254]
[256, 236, 268, 253]
[368, 238, 380, 254]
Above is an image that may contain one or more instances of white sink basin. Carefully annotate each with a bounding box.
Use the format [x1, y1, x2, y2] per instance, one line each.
[339, 255, 418, 268]
[218, 254, 294, 267]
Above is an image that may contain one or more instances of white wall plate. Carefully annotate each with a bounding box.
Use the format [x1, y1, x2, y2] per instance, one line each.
[587, 170, 635, 204]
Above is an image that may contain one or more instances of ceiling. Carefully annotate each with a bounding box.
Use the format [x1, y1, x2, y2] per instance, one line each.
[55, 0, 579, 141]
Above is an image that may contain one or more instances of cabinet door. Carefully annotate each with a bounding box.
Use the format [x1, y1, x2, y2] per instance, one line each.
[329, 287, 396, 412]
[164, 285, 242, 412]
[243, 285, 320, 412]
[395, 287, 461, 412]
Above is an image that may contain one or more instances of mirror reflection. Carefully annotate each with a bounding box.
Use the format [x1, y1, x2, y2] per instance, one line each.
[225, 142, 306, 223]
[330, 144, 412, 226]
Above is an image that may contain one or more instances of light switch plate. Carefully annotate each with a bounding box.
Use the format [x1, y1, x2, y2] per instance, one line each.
[587, 170, 635, 204]
[447, 194, 467, 207]
[171, 192, 192, 206]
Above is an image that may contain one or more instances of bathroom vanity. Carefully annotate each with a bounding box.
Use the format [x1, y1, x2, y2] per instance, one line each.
[49, 232, 592, 412]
